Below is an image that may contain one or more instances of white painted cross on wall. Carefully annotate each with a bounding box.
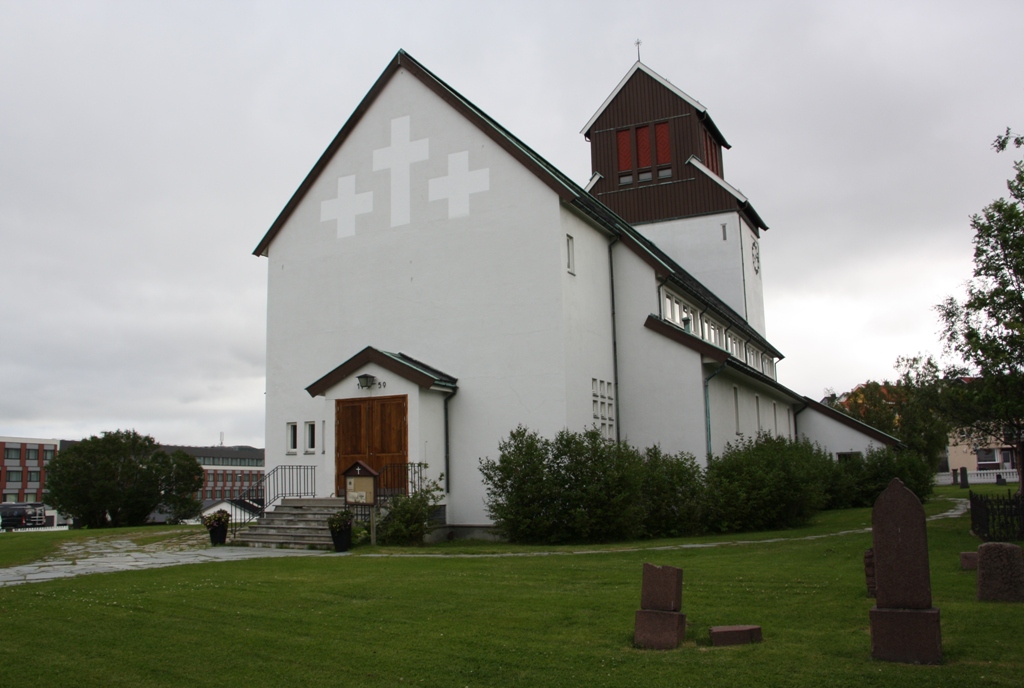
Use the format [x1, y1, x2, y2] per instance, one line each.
[373, 116, 429, 227]
[429, 151, 490, 218]
[321, 175, 373, 239]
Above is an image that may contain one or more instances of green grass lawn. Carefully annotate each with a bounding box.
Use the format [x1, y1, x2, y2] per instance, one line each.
[1, 494, 1020, 687]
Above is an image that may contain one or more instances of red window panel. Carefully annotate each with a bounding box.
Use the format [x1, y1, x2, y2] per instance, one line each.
[636, 125, 652, 168]
[703, 129, 720, 176]
[617, 130, 631, 171]
[655, 123, 670, 164]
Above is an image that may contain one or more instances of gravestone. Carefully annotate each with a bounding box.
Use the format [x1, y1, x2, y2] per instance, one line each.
[977, 542, 1024, 603]
[959, 467, 969, 489]
[864, 548, 876, 597]
[634, 563, 686, 649]
[995, 474, 1006, 486]
[869, 478, 942, 664]
[960, 551, 979, 570]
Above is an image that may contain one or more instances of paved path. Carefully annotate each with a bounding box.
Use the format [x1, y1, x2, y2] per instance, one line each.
[0, 531, 338, 588]
[0, 498, 968, 586]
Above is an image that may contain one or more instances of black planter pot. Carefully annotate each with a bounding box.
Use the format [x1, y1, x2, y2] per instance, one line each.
[208, 524, 228, 546]
[331, 526, 352, 552]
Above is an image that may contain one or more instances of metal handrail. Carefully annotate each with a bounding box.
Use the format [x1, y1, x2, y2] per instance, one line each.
[228, 464, 316, 537]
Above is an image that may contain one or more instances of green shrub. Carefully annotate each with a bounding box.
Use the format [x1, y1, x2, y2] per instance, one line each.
[640, 446, 704, 538]
[703, 433, 832, 533]
[480, 426, 647, 544]
[376, 478, 444, 546]
[824, 447, 934, 509]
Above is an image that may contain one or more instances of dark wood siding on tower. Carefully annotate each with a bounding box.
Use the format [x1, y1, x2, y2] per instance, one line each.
[587, 69, 735, 225]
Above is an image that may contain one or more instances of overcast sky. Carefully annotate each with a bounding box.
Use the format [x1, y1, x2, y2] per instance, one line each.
[2, 0, 1022, 447]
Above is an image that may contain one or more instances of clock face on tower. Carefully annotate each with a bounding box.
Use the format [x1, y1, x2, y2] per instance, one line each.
[751, 240, 760, 275]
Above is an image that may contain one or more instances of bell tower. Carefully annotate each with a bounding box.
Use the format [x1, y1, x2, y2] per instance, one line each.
[582, 61, 769, 336]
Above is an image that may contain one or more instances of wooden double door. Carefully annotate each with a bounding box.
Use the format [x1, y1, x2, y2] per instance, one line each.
[335, 395, 408, 497]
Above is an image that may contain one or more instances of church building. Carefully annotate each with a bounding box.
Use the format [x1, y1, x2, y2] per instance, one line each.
[253, 51, 896, 533]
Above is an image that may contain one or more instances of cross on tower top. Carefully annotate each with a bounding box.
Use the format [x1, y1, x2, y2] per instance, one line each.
[635, 39, 642, 62]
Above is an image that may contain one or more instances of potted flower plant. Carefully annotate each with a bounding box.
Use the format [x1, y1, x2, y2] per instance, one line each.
[202, 509, 231, 545]
[327, 508, 355, 552]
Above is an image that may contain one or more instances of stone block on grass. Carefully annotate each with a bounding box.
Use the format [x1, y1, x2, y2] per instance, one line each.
[709, 625, 762, 646]
[960, 551, 978, 570]
[869, 607, 942, 665]
[634, 609, 685, 650]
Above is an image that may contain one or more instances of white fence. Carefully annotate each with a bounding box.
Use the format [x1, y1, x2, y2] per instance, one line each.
[936, 469, 1018, 486]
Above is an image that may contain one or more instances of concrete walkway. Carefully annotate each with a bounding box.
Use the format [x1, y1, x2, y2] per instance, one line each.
[0, 530, 338, 588]
[0, 497, 968, 587]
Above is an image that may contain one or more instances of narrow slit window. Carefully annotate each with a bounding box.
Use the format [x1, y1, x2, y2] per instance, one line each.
[566, 234, 575, 274]
[734, 387, 741, 435]
[286, 423, 298, 453]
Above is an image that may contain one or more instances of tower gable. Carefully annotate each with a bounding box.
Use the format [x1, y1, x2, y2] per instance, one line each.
[583, 63, 764, 231]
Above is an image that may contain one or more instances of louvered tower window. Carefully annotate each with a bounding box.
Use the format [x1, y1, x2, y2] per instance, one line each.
[617, 123, 672, 185]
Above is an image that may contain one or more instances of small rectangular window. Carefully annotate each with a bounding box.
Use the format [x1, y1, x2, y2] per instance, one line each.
[25, 449, 38, 461]
[4, 447, 20, 460]
[638, 170, 652, 182]
[43, 449, 54, 462]
[755, 395, 761, 431]
[773, 402, 778, 436]
[618, 174, 632, 185]
[722, 223, 728, 241]
[657, 167, 671, 179]
[3, 493, 18, 503]
[6, 470, 22, 483]
[566, 234, 575, 274]
[27, 471, 40, 482]
[593, 400, 599, 418]
[286, 423, 298, 453]
[305, 422, 316, 452]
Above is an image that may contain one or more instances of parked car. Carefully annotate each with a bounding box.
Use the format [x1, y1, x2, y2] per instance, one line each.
[0, 502, 46, 529]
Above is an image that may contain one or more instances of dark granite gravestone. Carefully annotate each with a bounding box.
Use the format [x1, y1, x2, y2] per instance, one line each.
[634, 563, 686, 649]
[959, 467, 969, 489]
[641, 562, 682, 612]
[995, 474, 1006, 486]
[977, 542, 1024, 603]
[864, 548, 876, 597]
[869, 478, 942, 664]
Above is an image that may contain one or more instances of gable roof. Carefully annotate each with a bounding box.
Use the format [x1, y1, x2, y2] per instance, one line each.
[797, 397, 903, 447]
[306, 346, 457, 397]
[580, 61, 730, 148]
[254, 49, 779, 360]
[685, 155, 768, 231]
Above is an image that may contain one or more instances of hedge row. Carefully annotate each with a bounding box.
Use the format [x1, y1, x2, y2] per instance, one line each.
[479, 427, 933, 544]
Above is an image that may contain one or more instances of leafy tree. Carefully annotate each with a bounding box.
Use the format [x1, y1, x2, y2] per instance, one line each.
[826, 357, 951, 470]
[937, 131, 1024, 493]
[45, 430, 203, 527]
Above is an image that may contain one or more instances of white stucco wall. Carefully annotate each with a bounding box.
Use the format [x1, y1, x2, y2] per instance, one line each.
[560, 209, 616, 435]
[739, 218, 765, 337]
[636, 212, 746, 320]
[795, 406, 887, 458]
[263, 68, 574, 526]
[611, 246, 708, 460]
[705, 369, 796, 456]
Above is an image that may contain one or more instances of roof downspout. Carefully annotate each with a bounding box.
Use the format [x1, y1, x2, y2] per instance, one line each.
[443, 387, 458, 493]
[792, 398, 809, 441]
[703, 362, 728, 459]
[609, 236, 621, 442]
